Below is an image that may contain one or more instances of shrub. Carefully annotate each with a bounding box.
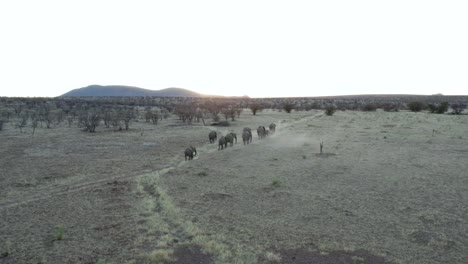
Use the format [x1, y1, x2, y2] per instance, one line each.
[407, 101, 426, 112]
[382, 103, 399, 112]
[282, 102, 295, 113]
[0, 120, 4, 131]
[361, 103, 377, 112]
[450, 103, 466, 114]
[427, 104, 437, 113]
[436, 101, 449, 114]
[324, 105, 336, 116]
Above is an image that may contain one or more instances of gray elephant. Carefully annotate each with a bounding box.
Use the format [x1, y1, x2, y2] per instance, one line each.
[269, 123, 276, 133]
[243, 127, 252, 143]
[184, 146, 197, 160]
[225, 133, 235, 146]
[218, 136, 227, 150]
[257, 126, 266, 139]
[228, 132, 237, 144]
[242, 130, 251, 145]
[209, 131, 217, 143]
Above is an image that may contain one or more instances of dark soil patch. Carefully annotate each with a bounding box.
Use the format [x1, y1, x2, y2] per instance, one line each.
[202, 192, 232, 200]
[315, 153, 337, 158]
[171, 245, 214, 264]
[261, 248, 394, 264]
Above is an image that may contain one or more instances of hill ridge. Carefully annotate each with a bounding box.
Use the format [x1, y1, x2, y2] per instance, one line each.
[61, 85, 206, 97]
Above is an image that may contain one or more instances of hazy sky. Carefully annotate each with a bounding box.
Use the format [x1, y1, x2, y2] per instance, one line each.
[1, 1, 467, 98]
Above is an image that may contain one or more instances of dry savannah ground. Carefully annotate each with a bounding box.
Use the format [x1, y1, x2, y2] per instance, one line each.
[0, 109, 467, 264]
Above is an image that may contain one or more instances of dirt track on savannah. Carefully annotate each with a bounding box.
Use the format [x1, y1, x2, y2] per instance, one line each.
[1, 109, 467, 264]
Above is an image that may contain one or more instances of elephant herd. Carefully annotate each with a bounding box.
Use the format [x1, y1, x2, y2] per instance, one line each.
[185, 123, 276, 160]
[215, 123, 276, 150]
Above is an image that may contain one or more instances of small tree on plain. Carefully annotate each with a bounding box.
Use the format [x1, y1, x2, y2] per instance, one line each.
[282, 102, 295, 113]
[78, 110, 101, 132]
[249, 103, 263, 115]
[407, 101, 426, 112]
[324, 105, 337, 116]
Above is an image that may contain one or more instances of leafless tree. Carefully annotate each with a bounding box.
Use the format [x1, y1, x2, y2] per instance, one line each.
[78, 110, 101, 132]
[249, 103, 263, 115]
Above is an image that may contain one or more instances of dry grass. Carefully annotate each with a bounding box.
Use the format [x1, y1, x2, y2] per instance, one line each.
[1, 109, 467, 263]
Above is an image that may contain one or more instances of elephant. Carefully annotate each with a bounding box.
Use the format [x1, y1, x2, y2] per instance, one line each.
[257, 126, 266, 139]
[269, 123, 276, 133]
[218, 136, 227, 150]
[184, 146, 197, 160]
[242, 130, 251, 145]
[225, 133, 235, 146]
[228, 132, 237, 144]
[243, 127, 252, 143]
[209, 131, 217, 143]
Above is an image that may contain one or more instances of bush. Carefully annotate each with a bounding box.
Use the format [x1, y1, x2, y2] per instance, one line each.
[282, 103, 295, 113]
[361, 103, 377, 112]
[427, 101, 448, 114]
[382, 103, 399, 112]
[211, 121, 230, 126]
[0, 120, 4, 131]
[450, 103, 466, 114]
[324, 105, 336, 116]
[407, 101, 426, 112]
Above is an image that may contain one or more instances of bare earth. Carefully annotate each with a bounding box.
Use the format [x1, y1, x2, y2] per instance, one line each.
[0, 109, 467, 264]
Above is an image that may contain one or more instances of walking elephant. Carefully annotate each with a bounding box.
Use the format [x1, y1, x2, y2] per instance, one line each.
[225, 133, 235, 146]
[184, 146, 197, 160]
[218, 136, 227, 150]
[242, 130, 251, 145]
[269, 123, 276, 133]
[208, 131, 217, 143]
[243, 127, 252, 143]
[257, 126, 266, 139]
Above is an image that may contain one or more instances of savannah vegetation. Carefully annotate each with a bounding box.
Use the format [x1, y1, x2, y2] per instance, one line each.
[0, 94, 467, 263]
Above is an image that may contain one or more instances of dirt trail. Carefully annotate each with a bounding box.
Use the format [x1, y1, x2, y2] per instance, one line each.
[0, 113, 320, 210]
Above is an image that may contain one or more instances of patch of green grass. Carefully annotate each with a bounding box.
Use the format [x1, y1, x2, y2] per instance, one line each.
[197, 171, 208, 177]
[1, 240, 11, 257]
[96, 258, 112, 264]
[271, 179, 281, 187]
[54, 225, 64, 241]
[147, 249, 173, 263]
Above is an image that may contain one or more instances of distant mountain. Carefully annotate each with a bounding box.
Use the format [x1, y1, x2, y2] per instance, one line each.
[61, 85, 206, 97]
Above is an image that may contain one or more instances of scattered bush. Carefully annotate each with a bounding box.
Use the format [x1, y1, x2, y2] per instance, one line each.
[361, 103, 377, 112]
[427, 102, 448, 114]
[324, 105, 337, 116]
[407, 101, 426, 112]
[382, 103, 399, 112]
[450, 103, 466, 114]
[211, 121, 230, 127]
[282, 102, 295, 113]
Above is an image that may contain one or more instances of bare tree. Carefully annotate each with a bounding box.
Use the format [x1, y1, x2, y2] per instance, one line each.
[78, 110, 101, 132]
[249, 103, 263, 115]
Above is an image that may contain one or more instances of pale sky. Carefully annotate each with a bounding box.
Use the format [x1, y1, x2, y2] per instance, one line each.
[0, 0, 467, 98]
